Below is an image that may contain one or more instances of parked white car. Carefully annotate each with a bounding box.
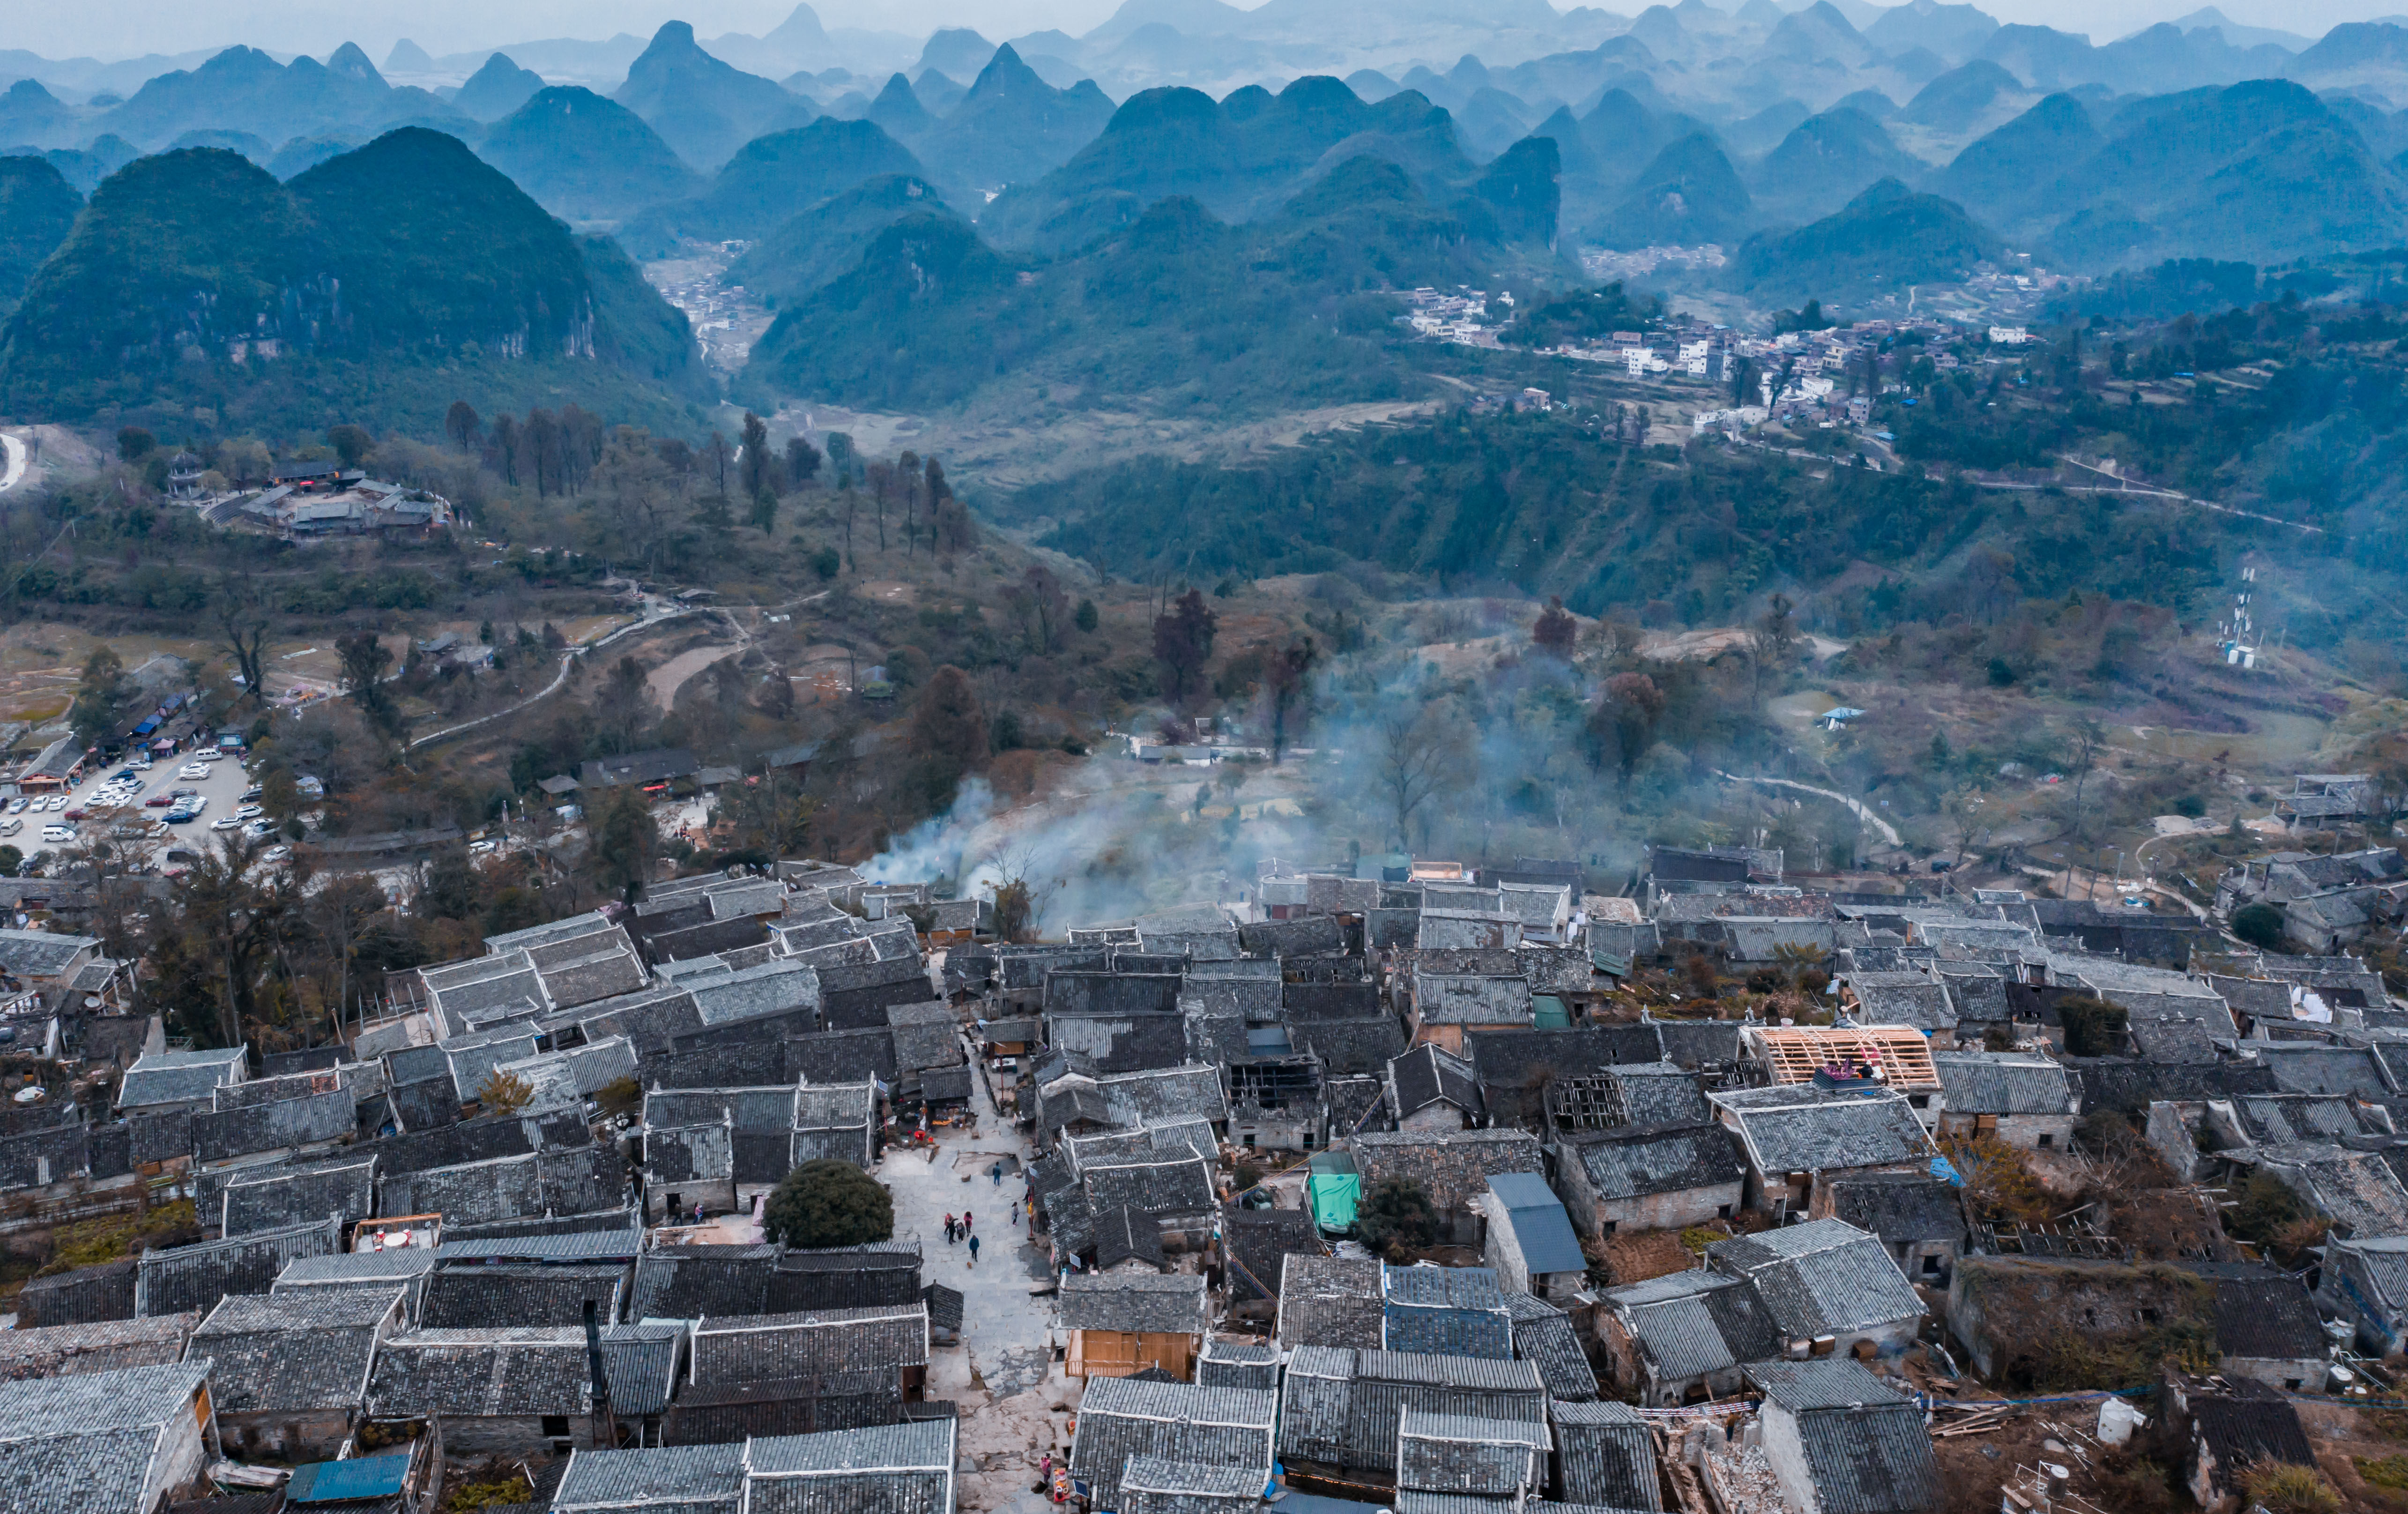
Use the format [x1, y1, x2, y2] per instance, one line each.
[177, 763, 212, 780]
[39, 825, 74, 844]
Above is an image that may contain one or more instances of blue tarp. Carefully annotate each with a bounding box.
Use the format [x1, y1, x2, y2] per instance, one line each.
[285, 1455, 410, 1503]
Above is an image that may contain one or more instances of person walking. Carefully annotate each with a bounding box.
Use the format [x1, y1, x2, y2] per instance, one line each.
[944, 1214, 957, 1244]
[991, 1161, 1003, 1186]
[964, 1210, 974, 1234]
[967, 1232, 980, 1268]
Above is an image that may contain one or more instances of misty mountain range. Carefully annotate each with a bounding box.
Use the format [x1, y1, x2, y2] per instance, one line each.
[12, 1, 2408, 434]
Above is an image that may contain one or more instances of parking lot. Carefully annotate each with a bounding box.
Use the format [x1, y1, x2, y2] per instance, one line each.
[7, 742, 267, 873]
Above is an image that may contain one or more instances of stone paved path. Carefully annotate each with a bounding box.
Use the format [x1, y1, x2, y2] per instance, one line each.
[873, 1034, 1075, 1513]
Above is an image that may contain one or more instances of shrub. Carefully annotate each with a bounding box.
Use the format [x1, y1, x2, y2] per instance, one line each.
[1356, 1176, 1436, 1252]
[762, 1159, 894, 1248]
[2232, 902, 2288, 950]
[2358, 1454, 2408, 1491]
[475, 1068, 533, 1115]
[446, 1478, 533, 1513]
[2243, 1463, 2341, 1514]
[2057, 994, 2129, 1056]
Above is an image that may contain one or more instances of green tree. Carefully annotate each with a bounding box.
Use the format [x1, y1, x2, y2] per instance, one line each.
[445, 400, 481, 450]
[1153, 588, 1219, 705]
[599, 655, 655, 753]
[909, 666, 988, 802]
[2231, 902, 2288, 951]
[762, 1159, 894, 1247]
[1356, 1176, 1436, 1254]
[116, 426, 156, 462]
[739, 410, 777, 526]
[592, 785, 658, 902]
[784, 435, 821, 490]
[1074, 598, 1099, 634]
[68, 646, 129, 749]
[327, 424, 374, 470]
[1531, 597, 1576, 657]
[1266, 635, 1317, 763]
[335, 630, 394, 731]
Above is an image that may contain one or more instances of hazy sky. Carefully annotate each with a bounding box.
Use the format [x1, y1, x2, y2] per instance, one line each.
[13, 0, 2407, 65]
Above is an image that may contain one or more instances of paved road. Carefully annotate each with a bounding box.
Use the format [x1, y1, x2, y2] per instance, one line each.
[1717, 769, 1904, 849]
[405, 599, 694, 752]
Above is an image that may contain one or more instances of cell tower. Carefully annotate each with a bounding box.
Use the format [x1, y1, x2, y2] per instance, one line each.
[2218, 564, 2260, 669]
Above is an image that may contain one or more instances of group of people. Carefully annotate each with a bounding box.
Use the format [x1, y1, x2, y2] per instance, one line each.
[944, 1210, 980, 1265]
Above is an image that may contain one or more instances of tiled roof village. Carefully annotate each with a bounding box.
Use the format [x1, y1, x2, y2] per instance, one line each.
[8, 843, 2408, 1514]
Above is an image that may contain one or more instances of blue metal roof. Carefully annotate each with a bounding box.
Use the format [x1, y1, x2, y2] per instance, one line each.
[286, 1454, 411, 1503]
[1486, 1173, 1588, 1276]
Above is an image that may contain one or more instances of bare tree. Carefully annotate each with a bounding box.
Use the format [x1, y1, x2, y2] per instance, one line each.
[2065, 715, 2106, 842]
[216, 582, 271, 709]
[1373, 699, 1474, 850]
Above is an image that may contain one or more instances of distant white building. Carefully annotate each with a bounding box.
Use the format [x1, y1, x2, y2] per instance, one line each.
[1989, 326, 2031, 345]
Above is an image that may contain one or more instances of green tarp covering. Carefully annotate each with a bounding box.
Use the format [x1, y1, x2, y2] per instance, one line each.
[1307, 1150, 1360, 1234]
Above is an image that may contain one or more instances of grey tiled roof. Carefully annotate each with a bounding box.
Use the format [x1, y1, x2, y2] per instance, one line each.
[189, 1286, 402, 1411]
[2202, 1267, 2326, 1361]
[1058, 1273, 1207, 1335]
[741, 1418, 956, 1514]
[1070, 1377, 1277, 1508]
[1197, 1338, 1281, 1392]
[1745, 1361, 1940, 1514]
[1276, 1254, 1385, 1350]
[1392, 1043, 1483, 1121]
[221, 1154, 377, 1237]
[599, 1324, 689, 1418]
[684, 959, 821, 1029]
[1822, 1172, 1966, 1248]
[1277, 1347, 1546, 1475]
[1568, 1124, 1744, 1202]
[554, 1443, 745, 1509]
[1604, 1269, 1782, 1383]
[1747, 1356, 1909, 1410]
[1611, 1063, 1713, 1129]
[1394, 1408, 1549, 1496]
[1062, 1121, 1217, 1176]
[1932, 1053, 2077, 1117]
[421, 1263, 629, 1330]
[366, 1327, 597, 1417]
[1707, 1086, 1934, 1176]
[1121, 1454, 1263, 1497]
[1845, 972, 1956, 1031]
[0, 1425, 161, 1514]
[1707, 1220, 1925, 1337]
[136, 1215, 341, 1318]
[118, 1046, 245, 1109]
[272, 1249, 440, 1291]
[690, 1305, 929, 1386]
[1551, 1400, 1656, 1508]
[1081, 1157, 1218, 1217]
[1503, 1295, 1597, 1401]
[631, 1244, 777, 1321]
[1352, 1130, 1545, 1214]
[1291, 1015, 1408, 1074]
[0, 1360, 211, 1445]
[0, 1313, 196, 1378]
